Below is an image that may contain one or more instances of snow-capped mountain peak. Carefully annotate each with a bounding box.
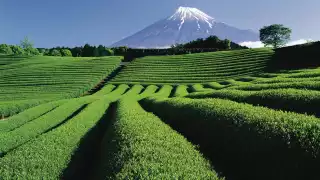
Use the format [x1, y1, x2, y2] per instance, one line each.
[168, 7, 215, 30]
[168, 7, 214, 21]
[111, 7, 259, 48]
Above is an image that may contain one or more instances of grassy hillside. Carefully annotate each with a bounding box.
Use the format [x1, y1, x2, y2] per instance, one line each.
[0, 55, 121, 117]
[2, 43, 320, 179]
[111, 48, 274, 84]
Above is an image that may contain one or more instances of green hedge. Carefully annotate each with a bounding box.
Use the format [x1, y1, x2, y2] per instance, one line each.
[0, 98, 92, 156]
[0, 100, 67, 132]
[151, 85, 173, 98]
[0, 85, 129, 179]
[93, 99, 221, 179]
[0, 97, 111, 179]
[141, 97, 320, 180]
[187, 88, 320, 117]
[136, 85, 158, 100]
[93, 84, 116, 96]
[189, 84, 213, 93]
[173, 85, 189, 97]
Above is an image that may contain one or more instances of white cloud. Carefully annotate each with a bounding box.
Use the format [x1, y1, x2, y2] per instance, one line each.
[286, 39, 313, 46]
[239, 39, 314, 48]
[239, 41, 264, 48]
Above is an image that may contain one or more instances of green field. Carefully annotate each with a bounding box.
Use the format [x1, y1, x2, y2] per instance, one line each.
[0, 55, 121, 117]
[111, 48, 273, 84]
[1, 47, 320, 179]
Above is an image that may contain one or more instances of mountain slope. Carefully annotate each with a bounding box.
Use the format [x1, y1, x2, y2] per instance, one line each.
[111, 7, 259, 48]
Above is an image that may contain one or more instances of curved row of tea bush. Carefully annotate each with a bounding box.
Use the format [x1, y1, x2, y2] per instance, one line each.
[0, 97, 111, 179]
[111, 48, 273, 84]
[0, 84, 130, 157]
[93, 99, 221, 180]
[0, 55, 122, 117]
[0, 85, 129, 179]
[141, 97, 320, 180]
[187, 88, 320, 117]
[0, 99, 67, 132]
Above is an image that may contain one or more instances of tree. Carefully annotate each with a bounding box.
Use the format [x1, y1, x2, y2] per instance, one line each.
[10, 45, 25, 55]
[260, 24, 292, 48]
[20, 36, 40, 55]
[93, 47, 99, 57]
[97, 45, 105, 56]
[113, 46, 128, 55]
[82, 44, 95, 57]
[50, 49, 62, 56]
[38, 48, 46, 55]
[105, 48, 114, 56]
[20, 36, 34, 49]
[26, 48, 40, 56]
[71, 47, 82, 57]
[223, 39, 231, 49]
[0, 44, 13, 54]
[60, 49, 72, 56]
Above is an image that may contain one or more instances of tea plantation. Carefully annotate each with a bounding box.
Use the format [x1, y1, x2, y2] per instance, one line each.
[1, 46, 320, 180]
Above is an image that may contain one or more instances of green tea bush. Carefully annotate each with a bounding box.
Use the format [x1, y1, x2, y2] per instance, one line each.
[189, 84, 213, 92]
[173, 85, 189, 97]
[142, 97, 320, 180]
[0, 97, 112, 179]
[136, 85, 158, 100]
[0, 100, 67, 132]
[188, 88, 320, 116]
[93, 99, 221, 180]
[152, 85, 173, 98]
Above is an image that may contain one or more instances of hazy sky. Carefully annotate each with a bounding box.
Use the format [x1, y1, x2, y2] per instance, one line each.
[1, 0, 319, 47]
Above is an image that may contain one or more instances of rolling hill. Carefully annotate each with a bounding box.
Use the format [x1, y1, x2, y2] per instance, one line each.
[1, 43, 320, 179]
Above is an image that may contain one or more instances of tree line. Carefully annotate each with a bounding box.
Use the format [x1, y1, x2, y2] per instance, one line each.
[0, 24, 294, 57]
[172, 35, 245, 50]
[39, 44, 128, 57]
[0, 37, 41, 56]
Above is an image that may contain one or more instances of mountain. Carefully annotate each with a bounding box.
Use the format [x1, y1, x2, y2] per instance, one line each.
[111, 7, 259, 48]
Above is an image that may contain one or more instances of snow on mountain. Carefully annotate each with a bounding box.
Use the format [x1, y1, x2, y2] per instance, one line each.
[168, 7, 215, 30]
[111, 7, 259, 48]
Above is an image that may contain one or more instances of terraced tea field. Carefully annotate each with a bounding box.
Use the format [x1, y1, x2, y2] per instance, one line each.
[111, 48, 274, 84]
[0, 55, 121, 117]
[2, 47, 320, 179]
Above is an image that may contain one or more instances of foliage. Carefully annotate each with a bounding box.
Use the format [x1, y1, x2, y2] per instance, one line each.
[0, 55, 122, 116]
[181, 36, 238, 49]
[260, 24, 292, 48]
[105, 48, 114, 56]
[190, 84, 213, 93]
[112, 46, 128, 55]
[50, 49, 62, 56]
[60, 49, 72, 56]
[3, 39, 320, 179]
[0, 99, 89, 156]
[111, 48, 274, 84]
[151, 85, 173, 98]
[9, 45, 25, 55]
[0, 98, 111, 179]
[82, 44, 95, 57]
[271, 41, 320, 70]
[93, 99, 221, 179]
[20, 36, 40, 56]
[173, 85, 189, 97]
[142, 97, 320, 180]
[0, 44, 13, 54]
[0, 85, 132, 179]
[136, 85, 159, 100]
[0, 100, 66, 132]
[188, 88, 320, 117]
[25, 47, 40, 56]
